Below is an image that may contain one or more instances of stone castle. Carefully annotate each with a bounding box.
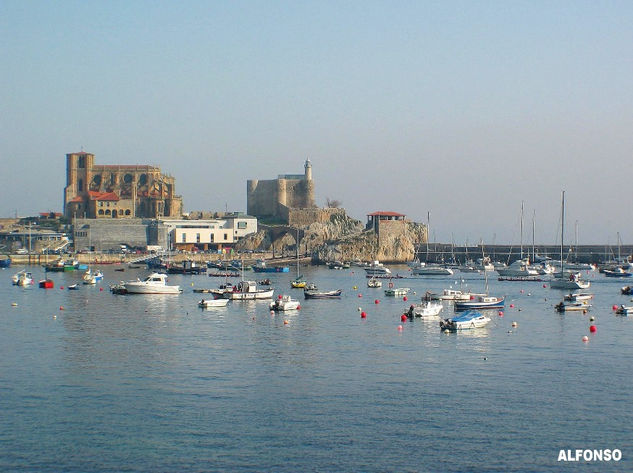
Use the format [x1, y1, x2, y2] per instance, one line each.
[247, 159, 316, 221]
[63, 152, 183, 219]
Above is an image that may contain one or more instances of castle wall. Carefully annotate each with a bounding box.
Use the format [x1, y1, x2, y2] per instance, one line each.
[247, 179, 279, 217]
[285, 207, 346, 227]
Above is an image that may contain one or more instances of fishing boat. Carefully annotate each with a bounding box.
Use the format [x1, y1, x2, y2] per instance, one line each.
[364, 261, 391, 276]
[497, 258, 539, 278]
[555, 301, 591, 312]
[124, 273, 182, 294]
[621, 286, 633, 295]
[167, 260, 206, 274]
[615, 305, 633, 316]
[367, 277, 382, 288]
[198, 298, 229, 308]
[549, 191, 590, 290]
[224, 280, 274, 300]
[440, 311, 491, 331]
[252, 260, 289, 273]
[424, 288, 481, 302]
[269, 295, 301, 311]
[39, 279, 54, 289]
[67, 283, 80, 290]
[303, 284, 342, 299]
[384, 287, 410, 297]
[406, 300, 443, 318]
[454, 269, 504, 310]
[110, 283, 128, 294]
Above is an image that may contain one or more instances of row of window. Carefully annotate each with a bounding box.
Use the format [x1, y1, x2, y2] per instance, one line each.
[97, 209, 131, 216]
[181, 233, 229, 243]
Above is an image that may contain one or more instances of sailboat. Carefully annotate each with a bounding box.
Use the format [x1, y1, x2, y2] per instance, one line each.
[550, 191, 590, 290]
[291, 229, 306, 288]
[412, 212, 453, 276]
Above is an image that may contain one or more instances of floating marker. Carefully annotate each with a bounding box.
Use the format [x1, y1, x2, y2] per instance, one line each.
[11, 302, 17, 307]
[612, 305, 618, 311]
[589, 325, 597, 333]
[509, 304, 514, 308]
[59, 306, 64, 311]
[403, 296, 408, 301]
[374, 299, 380, 304]
[582, 335, 589, 342]
[358, 294, 362, 298]
[361, 311, 367, 318]
[511, 321, 518, 327]
[401, 314, 407, 322]
[284, 320, 289, 325]
[498, 311, 504, 317]
[397, 325, 403, 331]
[589, 316, 595, 322]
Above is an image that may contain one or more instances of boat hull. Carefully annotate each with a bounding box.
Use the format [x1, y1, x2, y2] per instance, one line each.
[225, 289, 275, 300]
[124, 284, 181, 294]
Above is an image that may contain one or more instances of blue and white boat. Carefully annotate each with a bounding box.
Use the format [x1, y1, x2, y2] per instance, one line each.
[440, 311, 491, 331]
[603, 267, 632, 278]
[454, 294, 505, 310]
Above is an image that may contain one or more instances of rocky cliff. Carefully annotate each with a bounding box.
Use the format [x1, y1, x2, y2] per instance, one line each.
[234, 213, 427, 263]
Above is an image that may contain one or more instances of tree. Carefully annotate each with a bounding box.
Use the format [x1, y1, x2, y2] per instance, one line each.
[326, 197, 342, 208]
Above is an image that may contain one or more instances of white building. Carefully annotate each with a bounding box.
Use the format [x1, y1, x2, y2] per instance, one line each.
[161, 214, 258, 251]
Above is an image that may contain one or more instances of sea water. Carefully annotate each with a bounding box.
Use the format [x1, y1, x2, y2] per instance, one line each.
[1, 265, 632, 472]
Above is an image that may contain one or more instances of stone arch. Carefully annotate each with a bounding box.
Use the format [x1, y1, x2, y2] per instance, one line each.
[112, 210, 118, 218]
[125, 209, 131, 216]
[98, 209, 104, 216]
[105, 209, 111, 215]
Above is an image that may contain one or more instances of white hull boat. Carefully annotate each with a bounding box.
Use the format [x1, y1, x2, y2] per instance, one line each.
[412, 264, 454, 276]
[440, 311, 491, 331]
[367, 277, 382, 288]
[12, 270, 34, 286]
[364, 261, 391, 276]
[615, 305, 633, 316]
[269, 295, 301, 311]
[224, 280, 274, 300]
[198, 298, 229, 307]
[124, 273, 182, 294]
[384, 287, 410, 297]
[406, 300, 443, 318]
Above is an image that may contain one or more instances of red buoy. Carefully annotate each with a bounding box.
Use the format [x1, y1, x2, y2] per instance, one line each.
[60, 286, 64, 290]
[401, 314, 407, 322]
[403, 296, 408, 301]
[612, 305, 618, 311]
[297, 305, 301, 310]
[589, 325, 597, 333]
[360, 311, 367, 318]
[510, 304, 514, 308]
[374, 299, 380, 304]
[543, 284, 547, 288]
[358, 294, 362, 298]
[498, 311, 504, 317]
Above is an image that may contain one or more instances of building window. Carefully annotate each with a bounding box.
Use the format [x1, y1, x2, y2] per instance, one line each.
[98, 209, 104, 215]
[124, 173, 133, 184]
[125, 209, 131, 216]
[224, 233, 228, 240]
[181, 233, 186, 243]
[196, 233, 200, 243]
[78, 155, 85, 168]
[105, 209, 111, 215]
[237, 221, 247, 229]
[210, 233, 214, 242]
[78, 179, 83, 192]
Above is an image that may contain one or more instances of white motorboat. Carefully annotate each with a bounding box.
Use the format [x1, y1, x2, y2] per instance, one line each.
[269, 295, 300, 311]
[411, 264, 454, 276]
[224, 280, 274, 300]
[384, 287, 410, 297]
[364, 261, 391, 276]
[406, 300, 443, 318]
[12, 270, 33, 286]
[454, 294, 505, 310]
[497, 259, 539, 277]
[615, 305, 633, 316]
[124, 273, 182, 294]
[440, 311, 491, 331]
[198, 298, 229, 308]
[425, 288, 482, 302]
[367, 277, 382, 288]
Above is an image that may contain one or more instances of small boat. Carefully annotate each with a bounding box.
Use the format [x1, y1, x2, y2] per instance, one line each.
[604, 267, 633, 278]
[269, 295, 301, 311]
[291, 278, 307, 289]
[167, 260, 206, 274]
[304, 285, 342, 299]
[252, 260, 289, 273]
[549, 272, 591, 290]
[555, 301, 591, 312]
[0, 257, 11, 268]
[12, 270, 33, 286]
[454, 294, 505, 310]
[440, 311, 491, 331]
[384, 287, 410, 297]
[406, 300, 443, 318]
[564, 292, 593, 302]
[110, 283, 128, 295]
[621, 286, 633, 295]
[198, 298, 229, 308]
[39, 279, 54, 289]
[367, 277, 382, 288]
[411, 264, 454, 276]
[259, 279, 272, 286]
[224, 280, 274, 300]
[124, 273, 182, 294]
[114, 268, 125, 272]
[497, 258, 539, 278]
[424, 289, 481, 302]
[67, 284, 79, 290]
[82, 269, 103, 284]
[615, 305, 633, 316]
[364, 261, 391, 276]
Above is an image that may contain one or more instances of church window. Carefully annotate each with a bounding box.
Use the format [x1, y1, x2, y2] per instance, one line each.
[78, 179, 83, 192]
[78, 155, 85, 168]
[139, 174, 148, 186]
[124, 173, 133, 183]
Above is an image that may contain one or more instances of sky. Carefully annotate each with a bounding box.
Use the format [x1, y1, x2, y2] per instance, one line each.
[1, 0, 632, 244]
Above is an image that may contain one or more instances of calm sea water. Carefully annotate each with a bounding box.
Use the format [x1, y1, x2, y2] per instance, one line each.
[1, 264, 632, 472]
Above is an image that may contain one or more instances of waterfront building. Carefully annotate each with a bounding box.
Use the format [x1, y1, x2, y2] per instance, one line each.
[63, 152, 183, 219]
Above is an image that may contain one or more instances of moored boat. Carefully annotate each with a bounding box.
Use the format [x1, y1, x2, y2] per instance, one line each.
[224, 280, 274, 300]
[406, 300, 443, 318]
[411, 264, 454, 276]
[615, 305, 633, 316]
[12, 270, 34, 286]
[303, 284, 342, 299]
[269, 295, 301, 311]
[440, 311, 491, 331]
[555, 301, 591, 312]
[39, 279, 54, 289]
[621, 286, 633, 295]
[198, 298, 229, 308]
[124, 273, 182, 294]
[364, 261, 391, 276]
[384, 287, 410, 297]
[603, 267, 632, 278]
[367, 277, 382, 288]
[564, 292, 593, 302]
[252, 260, 289, 273]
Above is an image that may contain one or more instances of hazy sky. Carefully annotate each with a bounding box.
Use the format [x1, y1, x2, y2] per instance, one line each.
[2, 1, 632, 244]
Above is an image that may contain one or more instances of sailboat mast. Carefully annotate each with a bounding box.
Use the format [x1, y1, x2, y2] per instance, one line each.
[532, 210, 536, 262]
[426, 211, 430, 262]
[520, 201, 524, 260]
[560, 191, 565, 274]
